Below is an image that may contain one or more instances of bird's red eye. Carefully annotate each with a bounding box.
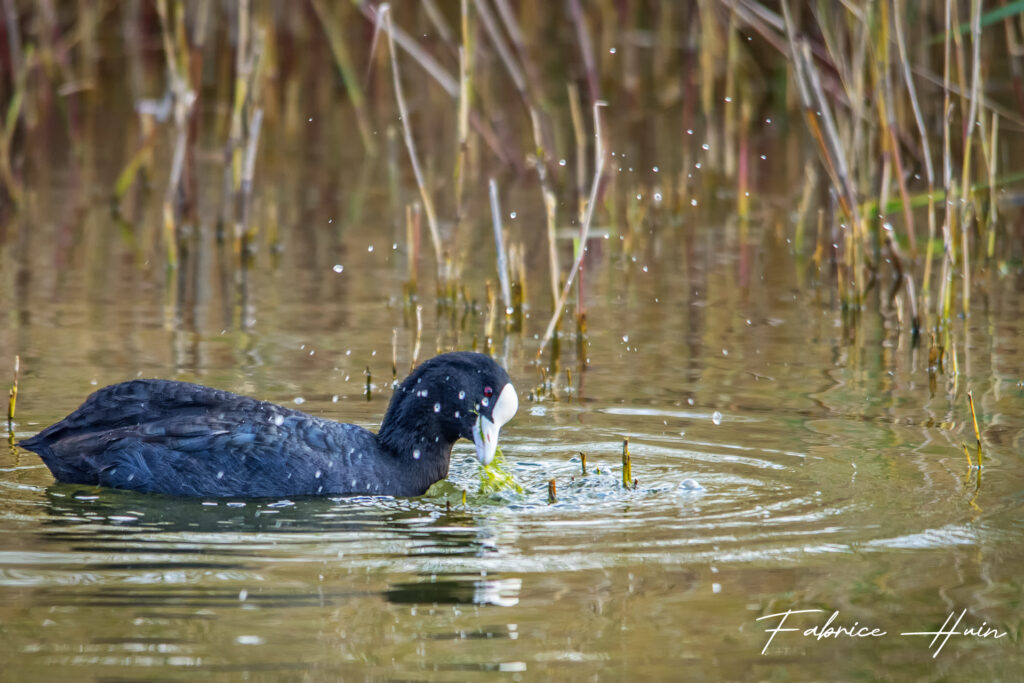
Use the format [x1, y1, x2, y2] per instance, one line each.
[483, 386, 494, 398]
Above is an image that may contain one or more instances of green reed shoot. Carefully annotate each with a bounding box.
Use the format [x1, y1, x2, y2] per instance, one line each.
[622, 438, 632, 489]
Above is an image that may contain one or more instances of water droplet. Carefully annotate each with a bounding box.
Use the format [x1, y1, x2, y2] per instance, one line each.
[654, 192, 663, 202]
[759, 154, 767, 160]
[367, 245, 374, 252]
[332, 264, 344, 273]
[458, 390, 466, 400]
[690, 199, 698, 207]
[609, 47, 617, 54]
[558, 158, 566, 166]
[239, 589, 248, 601]
[315, 470, 322, 479]
[293, 397, 305, 405]
[217, 471, 225, 479]
[433, 402, 441, 413]
[724, 96, 732, 103]
[636, 193, 642, 200]
[413, 448, 421, 460]
[652, 166, 659, 172]
[712, 411, 722, 425]
[622, 335, 629, 342]
[481, 397, 489, 407]
[510, 211, 517, 219]
[687, 398, 695, 406]
[701, 143, 710, 151]
[454, 410, 460, 418]
[686, 129, 694, 135]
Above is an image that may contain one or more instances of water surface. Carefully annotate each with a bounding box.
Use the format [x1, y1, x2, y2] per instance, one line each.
[1, 9, 1023, 680]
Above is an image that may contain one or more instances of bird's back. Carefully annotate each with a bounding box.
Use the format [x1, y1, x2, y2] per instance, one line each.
[19, 379, 392, 497]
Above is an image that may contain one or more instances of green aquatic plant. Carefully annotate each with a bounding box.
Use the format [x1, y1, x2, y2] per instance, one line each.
[478, 447, 523, 495]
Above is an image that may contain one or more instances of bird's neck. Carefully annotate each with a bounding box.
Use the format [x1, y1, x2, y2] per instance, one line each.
[377, 413, 454, 494]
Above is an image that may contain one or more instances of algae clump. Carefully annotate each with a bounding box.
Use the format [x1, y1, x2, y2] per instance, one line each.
[478, 447, 523, 495]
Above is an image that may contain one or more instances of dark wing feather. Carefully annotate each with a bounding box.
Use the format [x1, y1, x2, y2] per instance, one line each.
[19, 380, 392, 497]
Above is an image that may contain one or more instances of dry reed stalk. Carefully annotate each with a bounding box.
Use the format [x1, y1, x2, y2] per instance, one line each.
[567, 0, 598, 105]
[986, 113, 998, 258]
[453, 0, 473, 223]
[697, 0, 720, 171]
[536, 101, 607, 361]
[222, 0, 250, 233]
[0, 44, 27, 206]
[380, 6, 445, 287]
[959, 0, 983, 319]
[876, 0, 916, 257]
[724, 9, 739, 178]
[237, 107, 264, 245]
[475, 0, 527, 100]
[894, 0, 937, 325]
[526, 106, 560, 310]
[154, 0, 198, 269]
[782, 4, 865, 305]
[412, 304, 423, 370]
[484, 280, 497, 352]
[422, 0, 457, 56]
[938, 0, 955, 328]
[360, 2, 513, 166]
[488, 178, 513, 316]
[568, 83, 587, 226]
[309, 0, 376, 155]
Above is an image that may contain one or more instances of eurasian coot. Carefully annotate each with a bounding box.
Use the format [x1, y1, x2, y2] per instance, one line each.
[19, 352, 518, 498]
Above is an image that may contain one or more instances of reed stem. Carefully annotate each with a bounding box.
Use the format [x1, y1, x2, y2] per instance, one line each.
[536, 101, 606, 360]
[488, 178, 513, 317]
[381, 6, 444, 285]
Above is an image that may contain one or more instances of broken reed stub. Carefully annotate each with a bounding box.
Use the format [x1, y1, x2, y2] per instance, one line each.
[622, 438, 632, 488]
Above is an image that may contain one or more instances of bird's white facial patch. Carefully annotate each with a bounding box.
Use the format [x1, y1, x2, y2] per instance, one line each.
[491, 383, 518, 428]
[472, 383, 518, 465]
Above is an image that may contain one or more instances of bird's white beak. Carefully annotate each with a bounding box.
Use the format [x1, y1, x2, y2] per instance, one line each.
[472, 383, 518, 465]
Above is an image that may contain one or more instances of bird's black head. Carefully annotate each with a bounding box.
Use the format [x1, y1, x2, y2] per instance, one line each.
[379, 352, 518, 465]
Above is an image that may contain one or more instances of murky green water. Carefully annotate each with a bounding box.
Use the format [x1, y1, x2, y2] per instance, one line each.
[2, 5, 1024, 680]
[4, 193, 1023, 678]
